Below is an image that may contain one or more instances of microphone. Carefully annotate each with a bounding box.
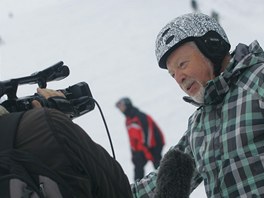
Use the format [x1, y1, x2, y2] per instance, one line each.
[155, 149, 195, 198]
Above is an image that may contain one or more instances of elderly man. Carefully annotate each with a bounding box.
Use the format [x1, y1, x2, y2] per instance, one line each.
[131, 12, 264, 198]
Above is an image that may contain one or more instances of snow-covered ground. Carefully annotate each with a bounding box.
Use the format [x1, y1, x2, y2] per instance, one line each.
[0, 0, 264, 197]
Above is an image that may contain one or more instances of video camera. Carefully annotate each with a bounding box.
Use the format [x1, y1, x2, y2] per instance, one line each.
[0, 61, 95, 119]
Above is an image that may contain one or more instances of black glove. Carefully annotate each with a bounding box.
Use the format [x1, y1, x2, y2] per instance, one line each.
[155, 149, 195, 198]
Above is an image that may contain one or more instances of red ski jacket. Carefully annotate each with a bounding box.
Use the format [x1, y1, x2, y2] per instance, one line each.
[125, 112, 165, 161]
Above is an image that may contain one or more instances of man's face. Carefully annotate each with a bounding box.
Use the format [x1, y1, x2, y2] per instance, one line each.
[166, 42, 215, 103]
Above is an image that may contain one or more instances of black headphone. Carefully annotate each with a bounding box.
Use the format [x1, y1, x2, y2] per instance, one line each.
[194, 31, 230, 75]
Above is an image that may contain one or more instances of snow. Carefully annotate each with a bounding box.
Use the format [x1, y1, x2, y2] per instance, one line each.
[0, 0, 264, 197]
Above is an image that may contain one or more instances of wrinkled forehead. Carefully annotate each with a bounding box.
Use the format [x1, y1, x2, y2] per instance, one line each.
[166, 41, 198, 64]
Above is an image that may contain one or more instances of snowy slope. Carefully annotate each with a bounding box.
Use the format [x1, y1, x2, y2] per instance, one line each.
[0, 0, 264, 197]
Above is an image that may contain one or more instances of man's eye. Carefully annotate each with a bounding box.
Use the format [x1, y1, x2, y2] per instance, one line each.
[178, 61, 188, 68]
[171, 73, 175, 78]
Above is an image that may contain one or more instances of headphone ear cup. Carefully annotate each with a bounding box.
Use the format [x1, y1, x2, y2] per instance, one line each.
[194, 31, 230, 75]
[205, 37, 223, 51]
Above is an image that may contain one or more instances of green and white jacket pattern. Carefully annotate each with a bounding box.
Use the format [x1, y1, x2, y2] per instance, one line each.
[131, 40, 264, 198]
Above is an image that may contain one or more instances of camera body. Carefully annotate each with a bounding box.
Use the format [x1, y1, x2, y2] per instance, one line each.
[0, 62, 95, 119]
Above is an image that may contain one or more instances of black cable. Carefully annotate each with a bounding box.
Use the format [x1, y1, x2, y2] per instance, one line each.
[88, 97, 116, 159]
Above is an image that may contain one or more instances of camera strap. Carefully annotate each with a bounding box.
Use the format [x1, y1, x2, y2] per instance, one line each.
[0, 112, 25, 151]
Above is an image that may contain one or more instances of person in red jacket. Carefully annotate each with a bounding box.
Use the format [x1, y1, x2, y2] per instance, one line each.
[116, 97, 165, 181]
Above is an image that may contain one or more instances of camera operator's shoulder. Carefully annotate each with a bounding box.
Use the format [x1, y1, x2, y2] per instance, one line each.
[22, 107, 71, 125]
[18, 107, 77, 140]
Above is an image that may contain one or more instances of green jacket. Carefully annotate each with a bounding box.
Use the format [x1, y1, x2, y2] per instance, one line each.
[131, 40, 264, 197]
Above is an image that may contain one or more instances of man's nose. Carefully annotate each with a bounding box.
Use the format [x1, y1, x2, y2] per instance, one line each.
[174, 71, 185, 84]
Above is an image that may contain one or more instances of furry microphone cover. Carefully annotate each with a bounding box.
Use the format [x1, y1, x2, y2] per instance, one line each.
[155, 149, 195, 198]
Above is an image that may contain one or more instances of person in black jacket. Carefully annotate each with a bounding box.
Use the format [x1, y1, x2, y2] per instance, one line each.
[1, 88, 133, 198]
